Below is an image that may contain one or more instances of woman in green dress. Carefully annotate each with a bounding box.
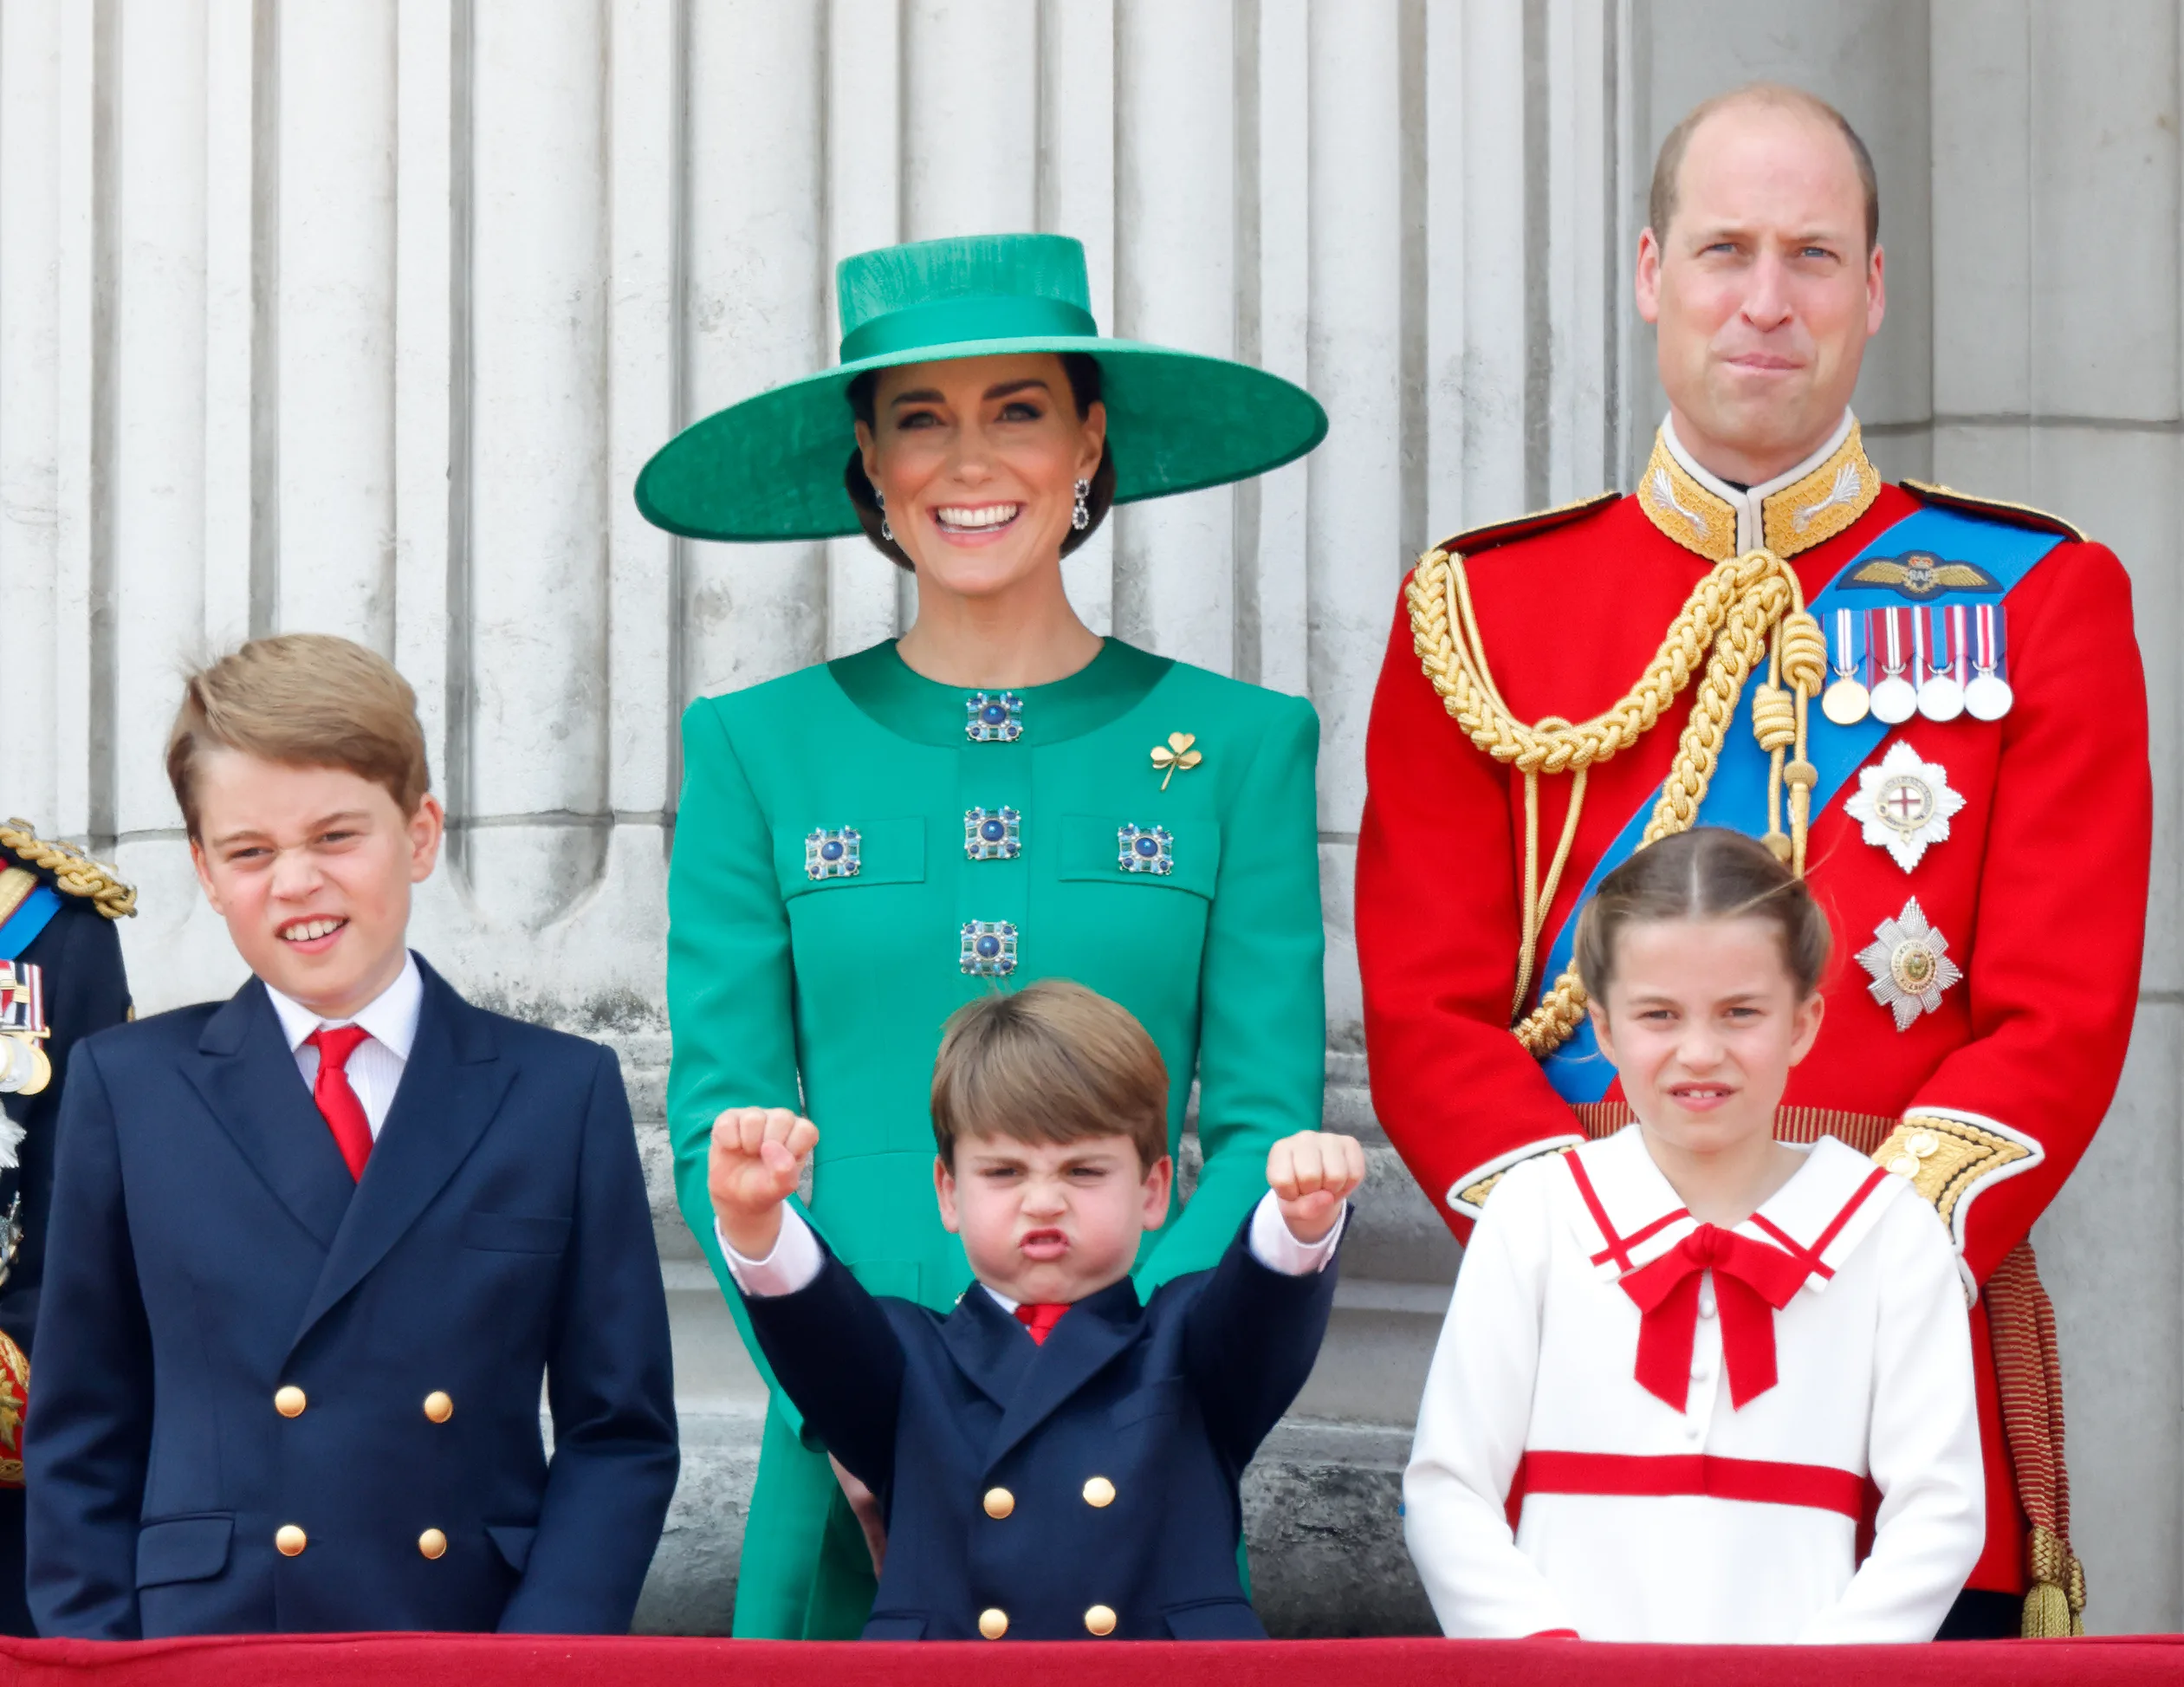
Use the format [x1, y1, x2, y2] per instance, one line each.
[638, 233, 1330, 1639]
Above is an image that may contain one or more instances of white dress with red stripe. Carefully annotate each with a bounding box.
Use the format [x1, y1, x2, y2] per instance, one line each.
[1403, 1126, 1984, 1643]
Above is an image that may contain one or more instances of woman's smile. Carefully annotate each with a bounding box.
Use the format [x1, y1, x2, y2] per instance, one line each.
[932, 501, 1024, 542]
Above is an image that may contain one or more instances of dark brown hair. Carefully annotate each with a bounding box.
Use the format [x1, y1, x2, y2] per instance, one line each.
[167, 634, 431, 840]
[843, 351, 1118, 573]
[930, 979, 1169, 1171]
[1573, 827, 1833, 1008]
[1649, 81, 1879, 256]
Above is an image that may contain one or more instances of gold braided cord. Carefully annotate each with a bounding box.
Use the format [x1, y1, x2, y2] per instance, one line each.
[1408, 546, 1824, 1054]
[1510, 761, 1586, 1018]
[0, 820, 137, 920]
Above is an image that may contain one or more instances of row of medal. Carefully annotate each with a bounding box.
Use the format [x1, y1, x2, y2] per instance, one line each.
[0, 962, 50, 1097]
[1820, 604, 2014, 727]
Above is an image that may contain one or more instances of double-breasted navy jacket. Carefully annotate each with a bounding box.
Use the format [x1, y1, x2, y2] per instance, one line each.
[24, 957, 679, 1638]
[742, 1216, 1340, 1641]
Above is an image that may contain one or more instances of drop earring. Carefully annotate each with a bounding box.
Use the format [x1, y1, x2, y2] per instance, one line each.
[1071, 478, 1091, 532]
[875, 487, 892, 542]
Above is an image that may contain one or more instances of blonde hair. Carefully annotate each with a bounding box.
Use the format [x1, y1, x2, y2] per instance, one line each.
[930, 980, 1169, 1170]
[1573, 827, 1834, 1008]
[166, 634, 431, 839]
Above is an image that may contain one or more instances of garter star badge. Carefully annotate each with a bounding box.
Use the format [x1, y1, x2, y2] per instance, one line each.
[1856, 898, 1963, 1031]
[1844, 743, 1966, 873]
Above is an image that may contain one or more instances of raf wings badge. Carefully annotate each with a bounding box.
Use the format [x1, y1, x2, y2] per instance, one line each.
[1841, 551, 2002, 600]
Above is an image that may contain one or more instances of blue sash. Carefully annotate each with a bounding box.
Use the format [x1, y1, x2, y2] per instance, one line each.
[1538, 506, 2066, 1102]
[0, 883, 62, 963]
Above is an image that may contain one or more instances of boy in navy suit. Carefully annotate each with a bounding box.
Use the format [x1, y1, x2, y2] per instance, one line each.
[25, 635, 678, 1638]
[708, 980, 1364, 1641]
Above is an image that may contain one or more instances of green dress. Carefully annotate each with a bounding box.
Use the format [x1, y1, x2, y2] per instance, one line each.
[665, 636, 1326, 1638]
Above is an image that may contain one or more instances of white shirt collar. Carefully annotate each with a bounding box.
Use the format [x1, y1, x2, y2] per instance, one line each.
[1660, 409, 1857, 554]
[264, 950, 424, 1061]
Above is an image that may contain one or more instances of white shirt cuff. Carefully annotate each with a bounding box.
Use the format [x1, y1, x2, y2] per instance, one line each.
[716, 1204, 825, 1297]
[1248, 1188, 1346, 1275]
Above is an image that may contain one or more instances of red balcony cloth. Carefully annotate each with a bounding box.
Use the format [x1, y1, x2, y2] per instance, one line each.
[2, 1632, 2179, 1686]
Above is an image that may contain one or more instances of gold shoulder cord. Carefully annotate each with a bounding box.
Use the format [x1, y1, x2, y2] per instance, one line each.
[0, 820, 137, 920]
[1408, 546, 1824, 1053]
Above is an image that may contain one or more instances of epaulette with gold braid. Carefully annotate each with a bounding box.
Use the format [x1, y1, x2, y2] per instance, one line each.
[1428, 489, 1621, 561]
[1902, 479, 2086, 543]
[0, 820, 136, 919]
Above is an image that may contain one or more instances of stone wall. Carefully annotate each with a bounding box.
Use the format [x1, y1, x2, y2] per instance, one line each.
[5, 0, 2178, 1633]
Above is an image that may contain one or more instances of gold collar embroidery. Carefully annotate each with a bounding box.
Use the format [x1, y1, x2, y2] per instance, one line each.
[1636, 419, 1882, 562]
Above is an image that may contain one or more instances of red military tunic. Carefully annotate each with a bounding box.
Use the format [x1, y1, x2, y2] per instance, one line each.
[1358, 413, 2151, 1615]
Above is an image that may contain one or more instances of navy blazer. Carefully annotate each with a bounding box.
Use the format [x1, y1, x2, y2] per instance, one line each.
[24, 957, 678, 1638]
[743, 1214, 1340, 1641]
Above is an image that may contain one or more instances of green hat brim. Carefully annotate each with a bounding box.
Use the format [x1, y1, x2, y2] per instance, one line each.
[633, 335, 1329, 543]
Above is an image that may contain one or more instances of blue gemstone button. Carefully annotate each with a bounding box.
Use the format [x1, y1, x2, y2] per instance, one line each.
[1118, 823, 1174, 876]
[960, 920, 1019, 977]
[965, 691, 1024, 743]
[963, 806, 1022, 860]
[805, 827, 863, 881]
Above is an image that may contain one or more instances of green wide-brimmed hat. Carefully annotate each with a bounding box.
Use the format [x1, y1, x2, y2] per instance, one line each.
[634, 233, 1328, 542]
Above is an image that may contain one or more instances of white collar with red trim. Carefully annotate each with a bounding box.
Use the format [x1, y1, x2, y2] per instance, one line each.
[1556, 1126, 1909, 1296]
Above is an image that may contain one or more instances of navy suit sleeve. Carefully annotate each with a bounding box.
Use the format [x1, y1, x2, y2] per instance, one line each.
[1181, 1212, 1343, 1467]
[498, 1045, 680, 1636]
[23, 1041, 154, 1640]
[738, 1249, 905, 1498]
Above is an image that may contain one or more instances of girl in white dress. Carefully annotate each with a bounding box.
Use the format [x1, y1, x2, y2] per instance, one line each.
[1403, 827, 1983, 1643]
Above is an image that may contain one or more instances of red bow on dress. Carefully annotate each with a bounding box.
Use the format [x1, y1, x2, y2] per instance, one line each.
[1617, 1223, 1810, 1410]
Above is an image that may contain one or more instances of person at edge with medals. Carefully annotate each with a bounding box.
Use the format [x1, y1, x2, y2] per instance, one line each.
[0, 821, 133, 1634]
[637, 232, 1331, 1639]
[1358, 81, 2149, 1640]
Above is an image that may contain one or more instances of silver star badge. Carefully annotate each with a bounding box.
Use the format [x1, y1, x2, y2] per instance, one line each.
[1844, 743, 1966, 873]
[1856, 898, 1964, 1031]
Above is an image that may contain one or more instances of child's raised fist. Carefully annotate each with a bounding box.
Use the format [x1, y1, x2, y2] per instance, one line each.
[709, 1106, 820, 1259]
[1266, 1130, 1366, 1244]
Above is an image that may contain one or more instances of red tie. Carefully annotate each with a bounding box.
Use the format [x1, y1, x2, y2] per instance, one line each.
[1014, 1302, 1069, 1346]
[1617, 1223, 1810, 1410]
[306, 1025, 375, 1181]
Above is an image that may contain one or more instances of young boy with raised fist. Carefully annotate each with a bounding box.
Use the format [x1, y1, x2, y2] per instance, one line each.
[26, 634, 678, 1638]
[709, 978, 1362, 1642]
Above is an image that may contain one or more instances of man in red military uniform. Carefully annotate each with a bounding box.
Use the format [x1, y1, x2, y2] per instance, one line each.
[1358, 83, 2150, 1639]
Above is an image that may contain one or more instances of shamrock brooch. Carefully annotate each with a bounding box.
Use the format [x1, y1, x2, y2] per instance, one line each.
[1150, 732, 1202, 791]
